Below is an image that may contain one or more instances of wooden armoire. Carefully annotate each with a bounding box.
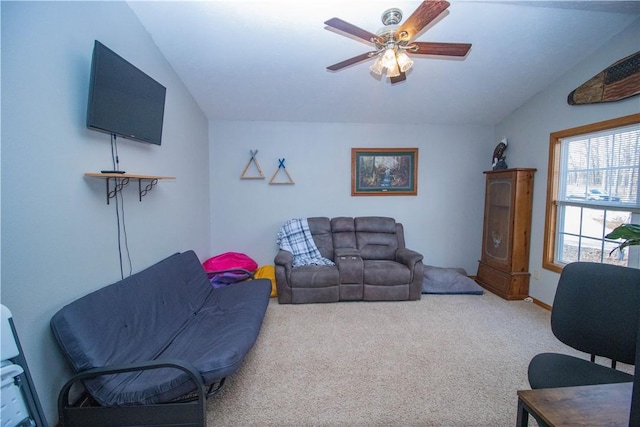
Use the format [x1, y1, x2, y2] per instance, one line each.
[475, 168, 536, 300]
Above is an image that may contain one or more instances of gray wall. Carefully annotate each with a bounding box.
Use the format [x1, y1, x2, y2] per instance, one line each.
[209, 121, 493, 273]
[495, 18, 640, 305]
[1, 2, 210, 423]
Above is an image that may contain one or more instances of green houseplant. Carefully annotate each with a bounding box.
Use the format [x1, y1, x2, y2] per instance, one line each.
[606, 224, 640, 255]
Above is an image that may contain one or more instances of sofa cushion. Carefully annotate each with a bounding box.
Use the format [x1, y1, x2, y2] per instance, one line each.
[158, 280, 271, 386]
[363, 260, 411, 285]
[307, 217, 334, 260]
[355, 217, 399, 260]
[79, 279, 271, 406]
[289, 264, 339, 288]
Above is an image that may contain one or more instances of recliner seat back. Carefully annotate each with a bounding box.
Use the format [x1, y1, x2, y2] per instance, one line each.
[355, 217, 399, 260]
[307, 217, 334, 260]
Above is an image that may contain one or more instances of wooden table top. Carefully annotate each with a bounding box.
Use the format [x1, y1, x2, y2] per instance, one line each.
[518, 382, 633, 427]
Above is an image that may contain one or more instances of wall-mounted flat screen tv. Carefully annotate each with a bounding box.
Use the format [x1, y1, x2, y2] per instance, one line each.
[87, 40, 166, 146]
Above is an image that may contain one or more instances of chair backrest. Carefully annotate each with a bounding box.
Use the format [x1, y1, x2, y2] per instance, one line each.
[354, 216, 400, 260]
[551, 262, 640, 365]
[307, 217, 334, 260]
[631, 321, 640, 425]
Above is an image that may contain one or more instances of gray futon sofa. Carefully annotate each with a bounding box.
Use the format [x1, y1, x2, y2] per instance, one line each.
[50, 250, 271, 427]
[275, 216, 424, 304]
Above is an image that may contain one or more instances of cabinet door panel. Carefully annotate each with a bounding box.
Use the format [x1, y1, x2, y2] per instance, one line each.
[477, 262, 511, 293]
[483, 177, 514, 268]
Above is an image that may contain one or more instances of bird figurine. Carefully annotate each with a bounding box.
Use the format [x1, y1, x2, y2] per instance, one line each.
[492, 137, 508, 170]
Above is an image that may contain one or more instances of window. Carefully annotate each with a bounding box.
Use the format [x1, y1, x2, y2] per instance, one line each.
[543, 114, 640, 273]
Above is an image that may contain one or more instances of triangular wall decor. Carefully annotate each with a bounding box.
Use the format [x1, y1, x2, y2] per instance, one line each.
[269, 158, 295, 185]
[240, 149, 265, 179]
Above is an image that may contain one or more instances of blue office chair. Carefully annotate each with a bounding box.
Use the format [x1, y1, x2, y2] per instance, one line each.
[528, 262, 640, 389]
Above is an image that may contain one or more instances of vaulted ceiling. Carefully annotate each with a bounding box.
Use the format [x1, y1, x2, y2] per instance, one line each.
[128, 1, 640, 125]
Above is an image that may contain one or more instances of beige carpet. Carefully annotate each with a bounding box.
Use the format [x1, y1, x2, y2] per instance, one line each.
[207, 292, 631, 426]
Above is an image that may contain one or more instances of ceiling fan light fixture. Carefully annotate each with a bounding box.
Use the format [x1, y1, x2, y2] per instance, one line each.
[386, 60, 400, 78]
[396, 51, 414, 73]
[370, 57, 384, 75]
[381, 48, 397, 69]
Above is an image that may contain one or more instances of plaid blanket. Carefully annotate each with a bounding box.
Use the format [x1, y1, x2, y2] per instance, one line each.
[277, 218, 335, 267]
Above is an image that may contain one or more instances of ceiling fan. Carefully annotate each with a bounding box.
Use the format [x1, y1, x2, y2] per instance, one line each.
[325, 0, 471, 84]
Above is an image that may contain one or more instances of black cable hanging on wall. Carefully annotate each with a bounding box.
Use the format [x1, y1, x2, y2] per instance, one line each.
[111, 134, 132, 279]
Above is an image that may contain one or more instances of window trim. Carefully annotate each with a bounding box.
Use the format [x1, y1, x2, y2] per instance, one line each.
[543, 113, 640, 273]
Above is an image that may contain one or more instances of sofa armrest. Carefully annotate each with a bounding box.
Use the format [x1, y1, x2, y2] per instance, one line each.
[395, 248, 424, 269]
[396, 248, 424, 300]
[274, 249, 293, 267]
[58, 359, 206, 427]
[274, 250, 294, 303]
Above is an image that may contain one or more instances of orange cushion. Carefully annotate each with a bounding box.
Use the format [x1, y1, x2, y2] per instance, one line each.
[254, 265, 277, 297]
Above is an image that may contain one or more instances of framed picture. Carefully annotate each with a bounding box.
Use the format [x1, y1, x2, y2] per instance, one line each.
[351, 148, 418, 196]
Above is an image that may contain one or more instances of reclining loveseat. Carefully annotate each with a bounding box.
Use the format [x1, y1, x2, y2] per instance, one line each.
[275, 216, 424, 304]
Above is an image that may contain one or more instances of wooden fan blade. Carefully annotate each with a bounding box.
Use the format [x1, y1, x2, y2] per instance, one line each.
[390, 72, 407, 84]
[325, 18, 380, 44]
[410, 42, 471, 57]
[327, 52, 375, 71]
[396, 1, 450, 42]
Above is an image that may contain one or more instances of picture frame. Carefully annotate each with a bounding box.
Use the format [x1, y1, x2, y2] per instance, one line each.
[351, 148, 418, 196]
